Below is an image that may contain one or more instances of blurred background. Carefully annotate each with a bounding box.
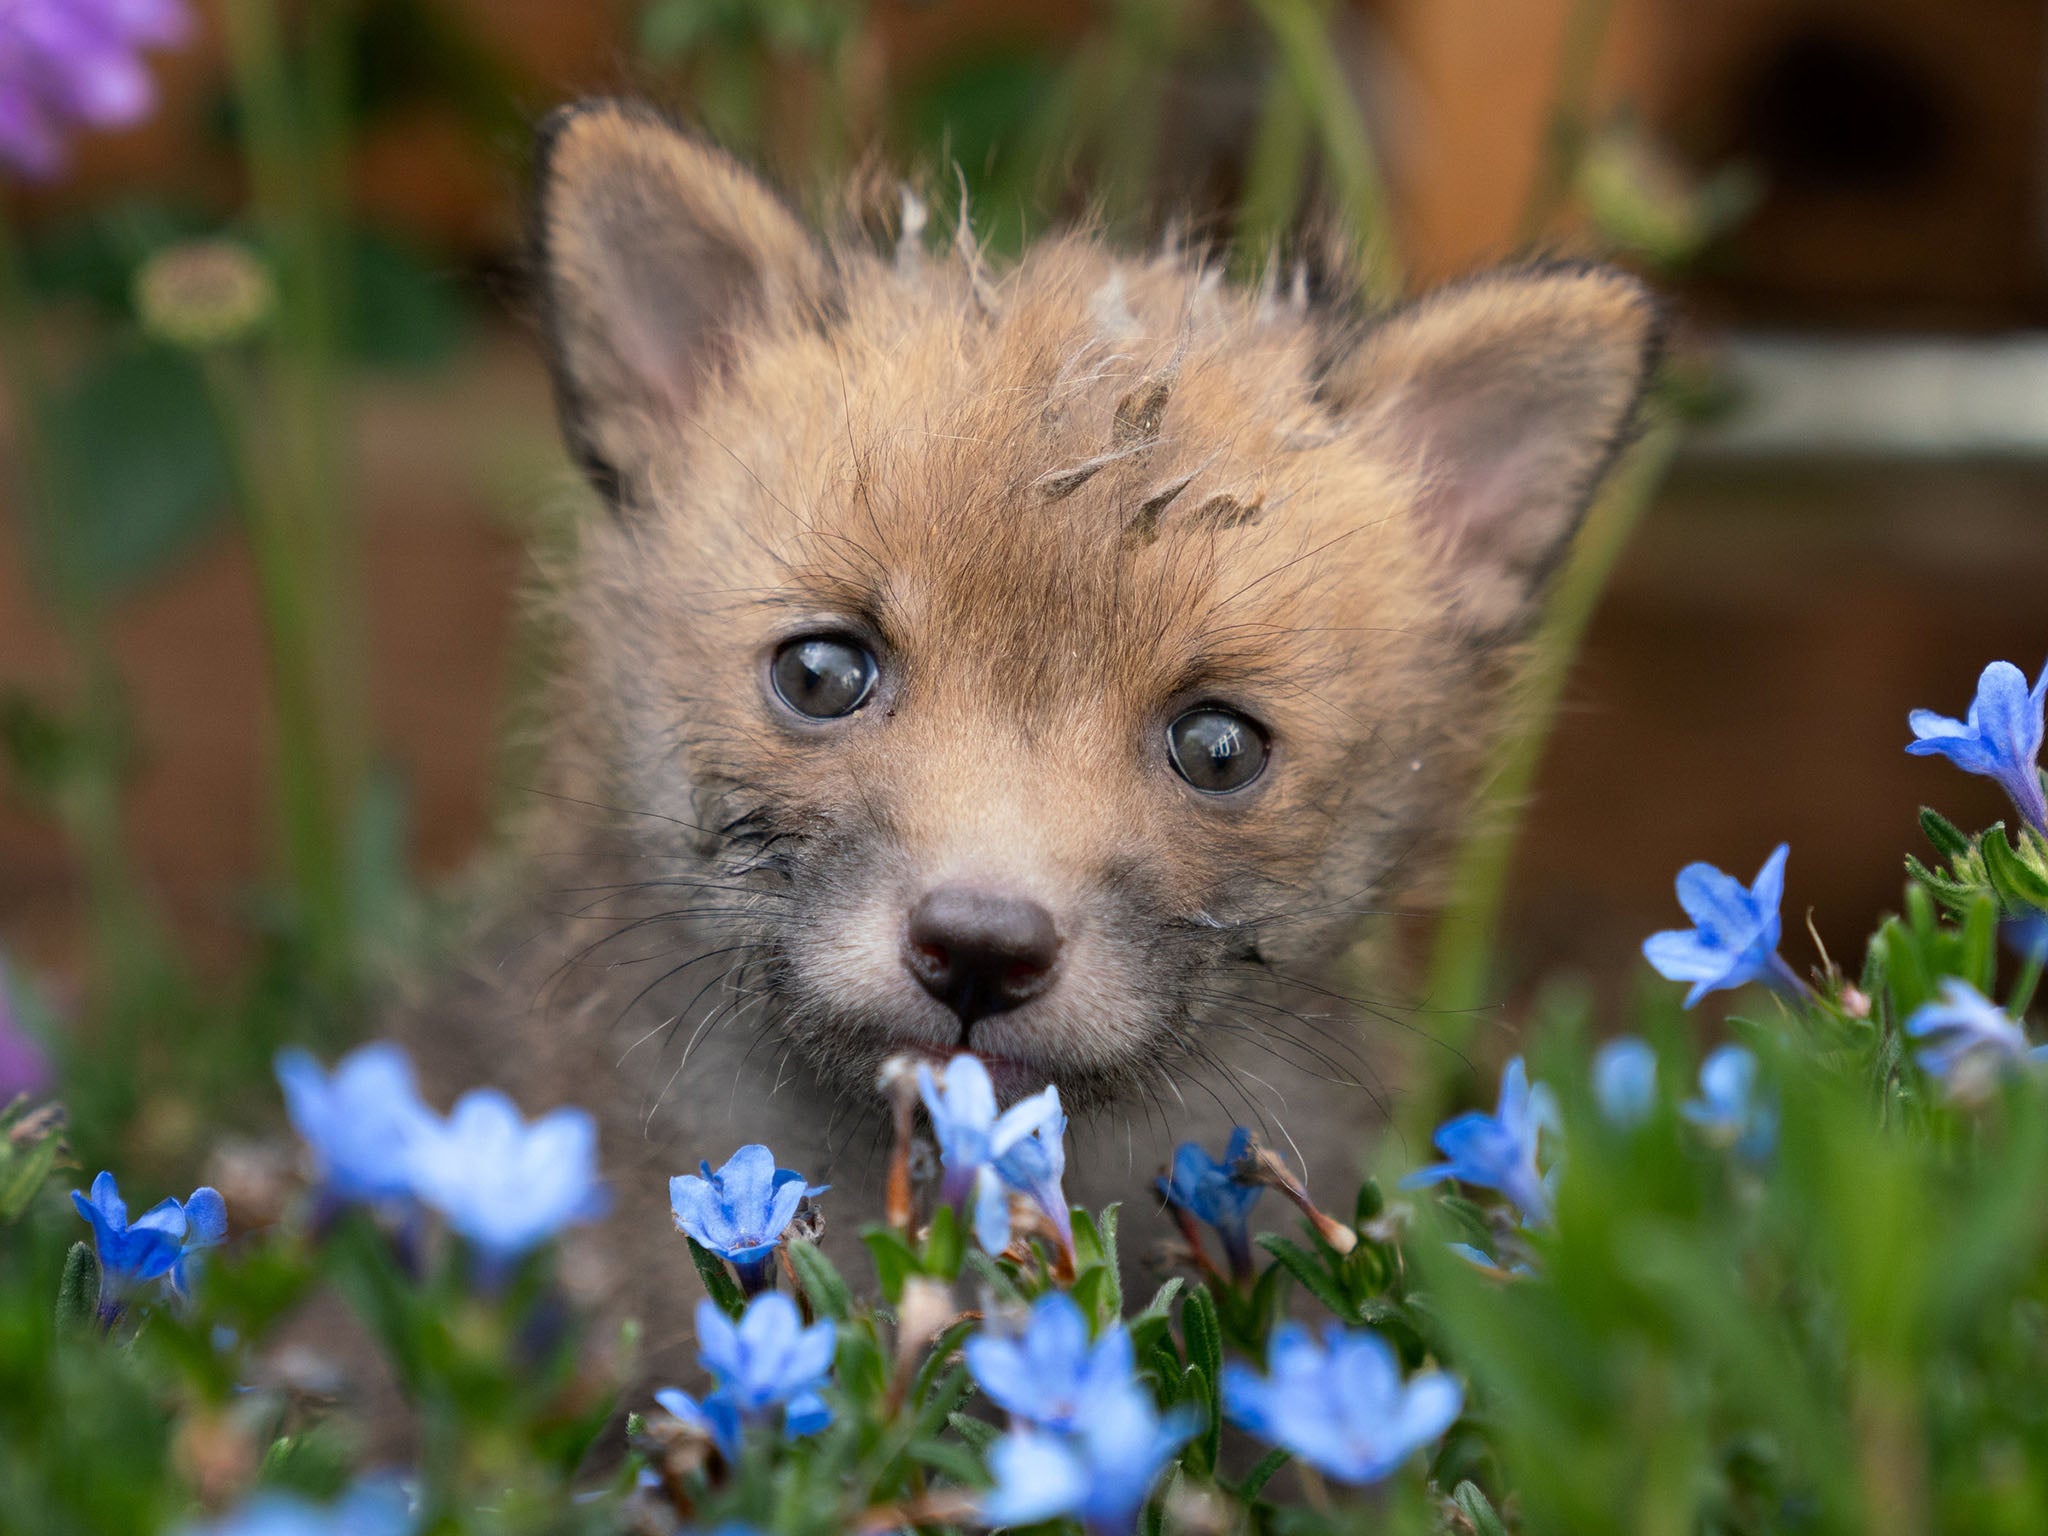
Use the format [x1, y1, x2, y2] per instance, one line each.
[4, 0, 2048, 1167]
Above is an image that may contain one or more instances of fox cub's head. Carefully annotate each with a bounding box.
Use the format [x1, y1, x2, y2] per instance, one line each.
[531, 102, 1660, 1110]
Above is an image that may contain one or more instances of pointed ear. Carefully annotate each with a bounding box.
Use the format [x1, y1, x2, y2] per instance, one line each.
[1330, 264, 1663, 636]
[530, 100, 826, 509]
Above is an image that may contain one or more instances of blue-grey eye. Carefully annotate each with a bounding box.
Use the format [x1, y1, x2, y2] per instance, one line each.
[771, 636, 876, 719]
[1167, 707, 1269, 793]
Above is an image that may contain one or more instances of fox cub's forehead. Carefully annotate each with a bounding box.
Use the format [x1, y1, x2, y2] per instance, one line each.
[679, 244, 1427, 687]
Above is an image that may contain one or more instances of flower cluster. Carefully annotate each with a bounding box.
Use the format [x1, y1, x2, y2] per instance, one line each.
[656, 1293, 836, 1459]
[1224, 1322, 1463, 1485]
[918, 1053, 1073, 1261]
[968, 1294, 1198, 1533]
[276, 1042, 607, 1273]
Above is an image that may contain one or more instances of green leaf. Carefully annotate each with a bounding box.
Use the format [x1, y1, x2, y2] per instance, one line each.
[685, 1237, 746, 1318]
[48, 342, 233, 594]
[862, 1226, 920, 1305]
[1181, 1285, 1223, 1473]
[1178, 1363, 1216, 1477]
[347, 228, 468, 372]
[0, 1118, 61, 1221]
[1961, 893, 1998, 993]
[1919, 807, 1973, 859]
[1354, 1177, 1385, 1227]
[1071, 1264, 1114, 1328]
[948, 1410, 998, 1451]
[1452, 1480, 1510, 1536]
[1984, 826, 2048, 911]
[56, 1241, 98, 1330]
[1095, 1203, 1123, 1317]
[1256, 1232, 1354, 1319]
[907, 1436, 988, 1486]
[1235, 1446, 1292, 1502]
[962, 1247, 1026, 1305]
[921, 1203, 965, 1281]
[786, 1239, 852, 1322]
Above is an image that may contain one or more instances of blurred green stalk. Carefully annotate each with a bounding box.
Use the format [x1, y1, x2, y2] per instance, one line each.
[217, 0, 367, 991]
[1245, 0, 1402, 304]
[1412, 417, 1681, 1113]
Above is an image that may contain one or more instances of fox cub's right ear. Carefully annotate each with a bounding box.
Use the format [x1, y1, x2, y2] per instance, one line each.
[531, 100, 825, 510]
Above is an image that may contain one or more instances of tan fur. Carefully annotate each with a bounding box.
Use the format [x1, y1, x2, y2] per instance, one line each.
[400, 101, 1661, 1388]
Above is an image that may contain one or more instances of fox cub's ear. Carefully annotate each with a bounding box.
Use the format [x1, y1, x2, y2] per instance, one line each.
[1330, 265, 1662, 637]
[531, 100, 825, 509]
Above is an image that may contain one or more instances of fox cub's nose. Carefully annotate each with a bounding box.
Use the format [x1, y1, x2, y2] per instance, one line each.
[904, 885, 1061, 1025]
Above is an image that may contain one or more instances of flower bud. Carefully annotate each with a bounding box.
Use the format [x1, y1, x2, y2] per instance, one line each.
[134, 240, 274, 350]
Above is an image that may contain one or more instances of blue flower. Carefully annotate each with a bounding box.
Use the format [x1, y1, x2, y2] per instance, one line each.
[1157, 1127, 1264, 1278]
[1592, 1037, 1658, 1128]
[669, 1145, 825, 1294]
[917, 1054, 1063, 1256]
[1681, 1045, 1776, 1160]
[655, 1293, 836, 1457]
[71, 1171, 225, 1318]
[1906, 979, 2048, 1085]
[1643, 844, 1802, 1008]
[965, 1292, 1134, 1431]
[405, 1089, 608, 1271]
[174, 1480, 412, 1536]
[1223, 1322, 1462, 1485]
[275, 1042, 437, 1207]
[1405, 1057, 1558, 1225]
[981, 1383, 1199, 1534]
[1907, 659, 2048, 833]
[992, 1106, 1074, 1261]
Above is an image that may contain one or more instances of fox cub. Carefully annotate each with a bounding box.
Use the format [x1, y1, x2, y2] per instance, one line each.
[404, 99, 1660, 1376]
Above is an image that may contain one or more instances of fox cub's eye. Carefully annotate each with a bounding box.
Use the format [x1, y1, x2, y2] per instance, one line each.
[770, 636, 877, 720]
[1167, 707, 1270, 794]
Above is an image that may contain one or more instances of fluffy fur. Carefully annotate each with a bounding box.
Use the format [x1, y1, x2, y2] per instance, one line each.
[400, 100, 1661, 1379]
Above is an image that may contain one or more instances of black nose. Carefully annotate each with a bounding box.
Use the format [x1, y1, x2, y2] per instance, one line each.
[904, 885, 1061, 1025]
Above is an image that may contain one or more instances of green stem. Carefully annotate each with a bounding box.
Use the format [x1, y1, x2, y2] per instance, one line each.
[216, 0, 364, 987]
[1246, 0, 1402, 304]
[1410, 416, 1682, 1113]
[1516, 0, 1617, 246]
[1229, 35, 1317, 283]
[2008, 945, 2043, 1019]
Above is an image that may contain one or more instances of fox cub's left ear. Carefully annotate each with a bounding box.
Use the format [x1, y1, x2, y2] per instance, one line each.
[1328, 264, 1663, 638]
[531, 100, 826, 512]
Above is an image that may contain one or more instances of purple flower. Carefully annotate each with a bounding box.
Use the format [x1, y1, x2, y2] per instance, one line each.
[0, 0, 192, 180]
[0, 958, 51, 1100]
[1908, 660, 2048, 833]
[405, 1089, 607, 1272]
[1157, 1127, 1264, 1278]
[1405, 1057, 1558, 1225]
[916, 1054, 1063, 1255]
[669, 1144, 825, 1294]
[1643, 844, 1802, 1008]
[1906, 979, 2047, 1086]
[71, 1170, 225, 1321]
[275, 1042, 436, 1207]
[1592, 1037, 1658, 1128]
[1681, 1045, 1775, 1161]
[992, 1105, 1074, 1262]
[981, 1383, 1198, 1534]
[965, 1292, 1134, 1431]
[655, 1293, 835, 1457]
[1223, 1322, 1462, 1485]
